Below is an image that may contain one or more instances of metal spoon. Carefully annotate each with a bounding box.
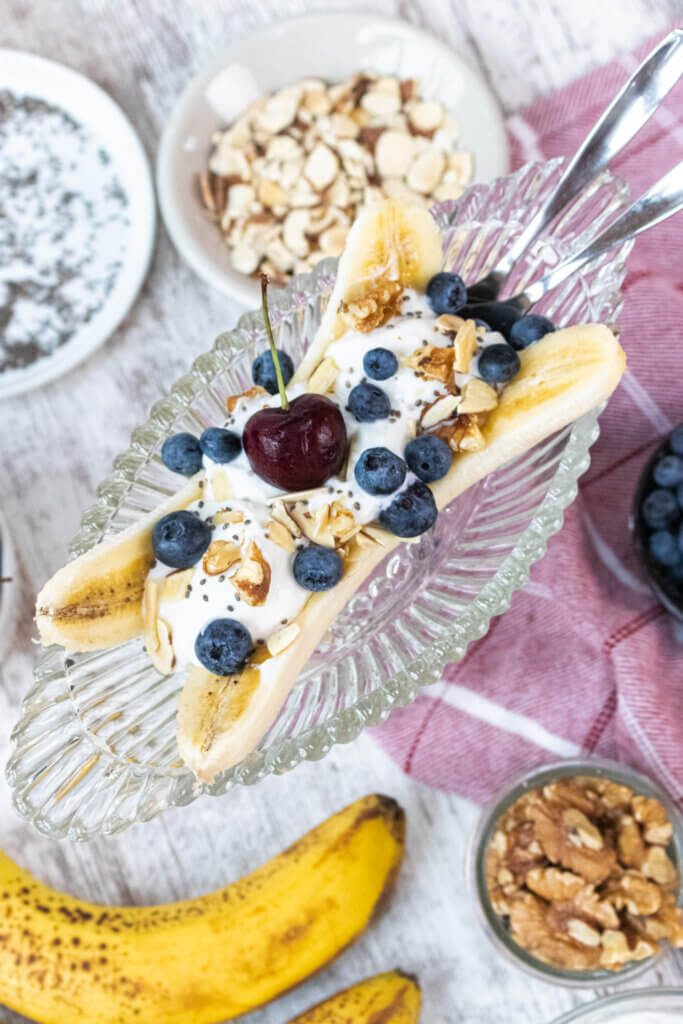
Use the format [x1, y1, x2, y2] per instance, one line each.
[493, 160, 683, 316]
[466, 28, 683, 304]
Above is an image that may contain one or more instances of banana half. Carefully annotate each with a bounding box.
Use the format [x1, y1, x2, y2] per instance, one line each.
[35, 199, 626, 783]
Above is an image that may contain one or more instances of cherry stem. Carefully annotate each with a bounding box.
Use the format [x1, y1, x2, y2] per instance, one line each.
[261, 275, 289, 411]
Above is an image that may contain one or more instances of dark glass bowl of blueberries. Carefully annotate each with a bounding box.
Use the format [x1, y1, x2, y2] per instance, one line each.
[633, 423, 683, 620]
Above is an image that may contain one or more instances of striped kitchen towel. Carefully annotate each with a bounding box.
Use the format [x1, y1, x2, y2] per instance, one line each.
[373, 26, 683, 805]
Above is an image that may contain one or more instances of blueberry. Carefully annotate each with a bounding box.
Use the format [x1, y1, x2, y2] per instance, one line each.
[200, 427, 241, 464]
[474, 319, 491, 330]
[478, 343, 520, 384]
[252, 349, 294, 395]
[161, 433, 202, 476]
[426, 272, 467, 315]
[649, 529, 680, 566]
[195, 618, 253, 676]
[293, 545, 344, 591]
[653, 454, 683, 489]
[642, 489, 679, 529]
[671, 423, 683, 456]
[354, 447, 407, 495]
[379, 481, 438, 537]
[404, 435, 452, 483]
[348, 382, 391, 422]
[363, 347, 398, 381]
[152, 510, 212, 569]
[458, 301, 524, 341]
[509, 314, 555, 350]
[678, 482, 683, 510]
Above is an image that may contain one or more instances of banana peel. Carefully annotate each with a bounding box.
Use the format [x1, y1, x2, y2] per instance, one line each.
[0, 795, 405, 1024]
[34, 198, 626, 784]
[287, 971, 421, 1023]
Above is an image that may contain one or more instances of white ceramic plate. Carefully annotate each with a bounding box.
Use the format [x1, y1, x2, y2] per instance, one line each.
[0, 50, 155, 399]
[157, 12, 508, 307]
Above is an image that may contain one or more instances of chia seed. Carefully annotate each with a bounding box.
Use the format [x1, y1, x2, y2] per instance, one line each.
[0, 90, 130, 373]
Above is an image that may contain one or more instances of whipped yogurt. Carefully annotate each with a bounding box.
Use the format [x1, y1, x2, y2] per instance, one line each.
[151, 289, 502, 670]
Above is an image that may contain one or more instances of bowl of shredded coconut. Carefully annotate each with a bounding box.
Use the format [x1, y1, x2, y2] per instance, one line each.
[0, 50, 155, 398]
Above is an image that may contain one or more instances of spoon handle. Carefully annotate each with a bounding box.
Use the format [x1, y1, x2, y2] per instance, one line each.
[522, 161, 683, 307]
[495, 28, 683, 281]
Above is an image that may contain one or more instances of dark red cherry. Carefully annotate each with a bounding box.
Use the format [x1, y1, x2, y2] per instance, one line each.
[243, 393, 347, 491]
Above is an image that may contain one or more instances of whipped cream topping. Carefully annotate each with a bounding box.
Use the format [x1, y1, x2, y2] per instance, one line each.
[151, 289, 503, 671]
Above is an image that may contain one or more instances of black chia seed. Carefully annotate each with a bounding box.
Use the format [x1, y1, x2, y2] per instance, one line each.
[0, 90, 130, 372]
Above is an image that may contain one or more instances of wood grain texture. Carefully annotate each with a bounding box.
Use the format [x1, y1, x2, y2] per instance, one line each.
[1, 1, 681, 1022]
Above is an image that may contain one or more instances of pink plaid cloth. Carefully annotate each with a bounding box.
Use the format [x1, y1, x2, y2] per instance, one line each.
[373, 27, 683, 805]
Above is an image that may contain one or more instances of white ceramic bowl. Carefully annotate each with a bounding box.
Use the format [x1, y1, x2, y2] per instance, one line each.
[0, 50, 155, 399]
[157, 12, 508, 307]
[549, 989, 683, 1023]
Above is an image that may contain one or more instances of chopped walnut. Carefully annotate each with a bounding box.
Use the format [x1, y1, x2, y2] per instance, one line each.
[484, 773, 683, 974]
[339, 279, 403, 332]
[404, 343, 455, 383]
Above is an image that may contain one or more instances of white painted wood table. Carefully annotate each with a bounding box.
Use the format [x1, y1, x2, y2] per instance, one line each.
[1, 1, 681, 1021]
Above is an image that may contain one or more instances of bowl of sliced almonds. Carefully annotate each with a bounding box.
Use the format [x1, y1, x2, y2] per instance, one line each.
[157, 11, 507, 306]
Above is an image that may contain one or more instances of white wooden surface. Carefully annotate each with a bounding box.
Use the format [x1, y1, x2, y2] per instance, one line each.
[1, 2, 681, 1022]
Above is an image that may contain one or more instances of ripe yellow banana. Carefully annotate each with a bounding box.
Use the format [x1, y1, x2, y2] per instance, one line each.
[286, 971, 421, 1023]
[0, 795, 405, 1024]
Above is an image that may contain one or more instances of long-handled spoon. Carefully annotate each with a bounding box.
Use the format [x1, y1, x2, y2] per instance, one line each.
[466, 28, 683, 304]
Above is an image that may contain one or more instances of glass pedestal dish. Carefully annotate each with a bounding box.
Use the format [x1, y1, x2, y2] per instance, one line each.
[8, 158, 633, 839]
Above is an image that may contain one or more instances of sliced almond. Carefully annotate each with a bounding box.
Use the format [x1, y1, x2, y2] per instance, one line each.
[421, 394, 460, 429]
[270, 499, 302, 537]
[266, 519, 296, 552]
[226, 183, 256, 219]
[209, 144, 251, 181]
[435, 314, 466, 336]
[433, 181, 465, 203]
[458, 421, 486, 451]
[459, 378, 499, 414]
[272, 486, 328, 503]
[258, 179, 288, 209]
[265, 135, 302, 161]
[375, 130, 415, 178]
[233, 541, 271, 606]
[267, 622, 300, 656]
[319, 224, 348, 257]
[307, 356, 339, 394]
[211, 470, 232, 501]
[360, 523, 394, 546]
[203, 540, 241, 576]
[407, 147, 446, 195]
[231, 243, 260, 275]
[226, 385, 268, 414]
[304, 143, 339, 191]
[213, 508, 244, 525]
[447, 152, 475, 185]
[265, 238, 295, 273]
[361, 89, 401, 117]
[409, 100, 444, 133]
[283, 209, 311, 258]
[256, 88, 301, 134]
[160, 568, 195, 602]
[328, 113, 359, 139]
[453, 319, 478, 373]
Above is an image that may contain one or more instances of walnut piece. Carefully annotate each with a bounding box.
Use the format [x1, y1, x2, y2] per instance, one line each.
[404, 343, 455, 383]
[484, 773, 683, 974]
[339, 279, 403, 332]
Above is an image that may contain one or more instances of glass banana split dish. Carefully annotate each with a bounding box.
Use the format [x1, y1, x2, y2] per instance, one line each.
[33, 195, 626, 788]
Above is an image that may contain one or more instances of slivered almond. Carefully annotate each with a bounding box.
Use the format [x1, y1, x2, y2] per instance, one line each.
[266, 519, 295, 552]
[267, 622, 300, 656]
[203, 541, 241, 576]
[459, 378, 499, 414]
[233, 541, 271, 606]
[453, 319, 478, 373]
[421, 394, 461, 429]
[211, 471, 232, 501]
[307, 357, 339, 394]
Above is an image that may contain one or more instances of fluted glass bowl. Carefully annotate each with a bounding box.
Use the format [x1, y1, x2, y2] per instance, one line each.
[8, 159, 633, 839]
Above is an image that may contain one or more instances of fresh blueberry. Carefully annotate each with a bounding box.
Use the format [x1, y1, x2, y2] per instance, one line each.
[252, 349, 294, 395]
[671, 423, 683, 456]
[194, 618, 253, 676]
[509, 314, 555, 350]
[363, 347, 398, 381]
[379, 480, 438, 537]
[161, 433, 203, 476]
[678, 482, 683, 510]
[457, 301, 524, 341]
[426, 272, 467, 316]
[348, 382, 391, 422]
[474, 319, 491, 331]
[404, 435, 452, 483]
[152, 510, 212, 569]
[649, 529, 680, 566]
[354, 447, 407, 495]
[478, 343, 521, 384]
[293, 545, 344, 591]
[653, 454, 683, 489]
[642, 489, 679, 529]
[199, 427, 241, 464]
